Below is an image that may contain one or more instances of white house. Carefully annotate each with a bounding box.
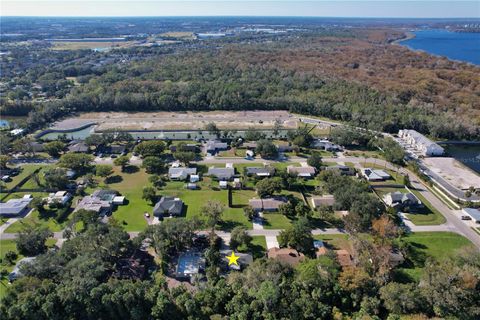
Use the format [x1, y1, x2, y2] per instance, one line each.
[45, 191, 72, 206]
[361, 168, 391, 181]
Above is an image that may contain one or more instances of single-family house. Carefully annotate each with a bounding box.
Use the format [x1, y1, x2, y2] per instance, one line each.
[245, 166, 275, 177]
[361, 168, 391, 181]
[311, 195, 335, 208]
[287, 165, 316, 178]
[153, 196, 184, 217]
[74, 189, 119, 216]
[267, 248, 305, 267]
[383, 191, 422, 210]
[169, 167, 197, 181]
[68, 141, 89, 153]
[205, 140, 228, 154]
[220, 250, 253, 271]
[207, 166, 235, 181]
[249, 197, 288, 212]
[0, 195, 33, 217]
[311, 139, 342, 151]
[45, 191, 72, 206]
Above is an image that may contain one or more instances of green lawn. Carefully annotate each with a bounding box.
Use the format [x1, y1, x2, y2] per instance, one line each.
[397, 232, 474, 281]
[263, 213, 292, 229]
[162, 187, 253, 231]
[313, 234, 351, 250]
[5, 209, 68, 233]
[3, 164, 45, 190]
[406, 190, 446, 226]
[374, 186, 408, 198]
[238, 236, 267, 259]
[108, 167, 150, 231]
[218, 148, 246, 157]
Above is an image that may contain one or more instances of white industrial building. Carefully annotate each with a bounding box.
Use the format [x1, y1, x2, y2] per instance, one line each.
[398, 129, 444, 156]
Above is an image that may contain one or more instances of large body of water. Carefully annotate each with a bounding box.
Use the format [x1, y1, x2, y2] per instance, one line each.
[445, 144, 480, 174]
[401, 30, 480, 65]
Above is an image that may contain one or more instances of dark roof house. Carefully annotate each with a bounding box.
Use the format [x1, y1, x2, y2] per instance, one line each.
[68, 141, 89, 153]
[207, 167, 235, 181]
[245, 166, 275, 177]
[153, 196, 184, 217]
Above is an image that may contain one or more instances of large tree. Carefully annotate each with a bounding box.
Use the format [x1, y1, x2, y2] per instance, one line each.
[44, 141, 66, 157]
[58, 153, 93, 171]
[134, 140, 165, 157]
[255, 139, 278, 159]
[201, 200, 224, 233]
[15, 226, 53, 256]
[278, 217, 314, 256]
[255, 177, 283, 198]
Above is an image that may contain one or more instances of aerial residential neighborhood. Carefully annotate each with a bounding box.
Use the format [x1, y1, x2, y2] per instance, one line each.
[0, 3, 479, 320]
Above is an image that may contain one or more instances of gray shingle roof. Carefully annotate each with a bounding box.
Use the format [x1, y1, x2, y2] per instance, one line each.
[153, 197, 184, 216]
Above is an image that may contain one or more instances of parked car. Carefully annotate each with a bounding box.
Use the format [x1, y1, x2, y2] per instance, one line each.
[461, 215, 472, 221]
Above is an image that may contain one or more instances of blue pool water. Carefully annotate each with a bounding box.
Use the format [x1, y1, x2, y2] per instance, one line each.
[401, 30, 480, 65]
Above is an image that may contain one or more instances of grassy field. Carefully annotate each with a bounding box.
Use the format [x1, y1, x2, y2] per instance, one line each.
[397, 232, 474, 281]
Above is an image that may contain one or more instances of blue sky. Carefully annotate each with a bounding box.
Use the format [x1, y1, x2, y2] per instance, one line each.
[2, 1, 479, 18]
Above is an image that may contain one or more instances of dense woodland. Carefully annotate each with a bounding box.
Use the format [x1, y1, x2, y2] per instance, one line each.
[1, 219, 479, 320]
[1, 28, 479, 140]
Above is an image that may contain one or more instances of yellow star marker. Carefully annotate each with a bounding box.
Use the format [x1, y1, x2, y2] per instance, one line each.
[226, 251, 240, 266]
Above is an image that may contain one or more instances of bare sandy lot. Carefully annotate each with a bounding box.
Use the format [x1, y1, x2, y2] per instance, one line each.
[423, 157, 480, 189]
[56, 111, 298, 131]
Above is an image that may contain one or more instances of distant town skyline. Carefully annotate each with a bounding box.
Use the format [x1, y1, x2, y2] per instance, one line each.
[2, 1, 480, 18]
